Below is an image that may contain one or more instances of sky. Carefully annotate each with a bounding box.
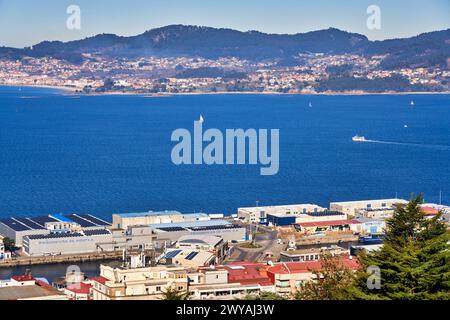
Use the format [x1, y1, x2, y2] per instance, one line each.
[0, 0, 449, 48]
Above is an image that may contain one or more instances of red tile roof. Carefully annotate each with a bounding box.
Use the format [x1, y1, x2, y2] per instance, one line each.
[420, 206, 439, 216]
[267, 256, 359, 275]
[66, 282, 92, 295]
[297, 219, 361, 228]
[89, 276, 108, 285]
[11, 274, 35, 282]
[199, 261, 272, 286]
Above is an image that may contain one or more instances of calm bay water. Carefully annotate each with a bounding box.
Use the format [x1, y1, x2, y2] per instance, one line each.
[0, 86, 449, 219]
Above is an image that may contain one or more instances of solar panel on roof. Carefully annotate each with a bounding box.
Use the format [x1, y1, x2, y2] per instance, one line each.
[0, 218, 31, 231]
[165, 250, 182, 259]
[29, 216, 58, 227]
[14, 218, 44, 230]
[78, 214, 110, 226]
[185, 252, 199, 260]
[65, 215, 96, 227]
[84, 229, 111, 236]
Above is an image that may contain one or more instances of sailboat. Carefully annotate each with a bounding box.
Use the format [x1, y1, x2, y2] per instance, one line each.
[199, 114, 204, 123]
[410, 100, 415, 106]
[308, 102, 313, 108]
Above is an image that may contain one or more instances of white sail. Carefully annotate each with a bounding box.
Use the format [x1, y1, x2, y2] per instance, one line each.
[199, 114, 204, 123]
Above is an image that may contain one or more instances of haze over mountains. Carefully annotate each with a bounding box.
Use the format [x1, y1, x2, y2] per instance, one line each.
[1, 25, 449, 70]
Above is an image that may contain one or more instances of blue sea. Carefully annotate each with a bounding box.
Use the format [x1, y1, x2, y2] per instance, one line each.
[0, 86, 449, 219]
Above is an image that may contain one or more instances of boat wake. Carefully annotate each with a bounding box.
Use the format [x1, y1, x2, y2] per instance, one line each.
[361, 139, 450, 151]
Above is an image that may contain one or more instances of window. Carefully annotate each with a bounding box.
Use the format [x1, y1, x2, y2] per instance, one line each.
[156, 286, 161, 292]
[382, 203, 387, 207]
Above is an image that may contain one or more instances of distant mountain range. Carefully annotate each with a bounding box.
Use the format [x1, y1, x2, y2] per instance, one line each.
[1, 25, 449, 69]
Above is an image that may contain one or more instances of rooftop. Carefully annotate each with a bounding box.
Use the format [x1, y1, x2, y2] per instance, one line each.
[178, 235, 223, 247]
[115, 211, 182, 218]
[150, 219, 231, 230]
[330, 198, 407, 205]
[0, 282, 64, 300]
[267, 256, 359, 275]
[296, 219, 361, 228]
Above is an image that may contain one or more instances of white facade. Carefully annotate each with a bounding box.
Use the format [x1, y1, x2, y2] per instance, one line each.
[237, 204, 326, 224]
[330, 199, 407, 216]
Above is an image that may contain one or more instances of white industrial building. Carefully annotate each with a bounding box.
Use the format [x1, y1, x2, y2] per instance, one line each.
[330, 199, 407, 217]
[237, 204, 327, 224]
[0, 214, 111, 247]
[150, 220, 247, 243]
[112, 211, 210, 230]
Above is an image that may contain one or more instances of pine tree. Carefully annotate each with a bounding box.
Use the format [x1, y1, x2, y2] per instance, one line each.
[347, 195, 450, 300]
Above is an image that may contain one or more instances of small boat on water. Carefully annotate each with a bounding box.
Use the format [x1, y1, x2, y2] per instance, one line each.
[410, 100, 415, 106]
[352, 135, 367, 142]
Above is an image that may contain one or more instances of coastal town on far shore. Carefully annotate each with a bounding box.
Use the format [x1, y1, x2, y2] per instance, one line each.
[1, 197, 449, 300]
[1, 52, 449, 95]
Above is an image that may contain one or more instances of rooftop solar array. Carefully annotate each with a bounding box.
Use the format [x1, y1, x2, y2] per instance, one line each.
[84, 229, 111, 236]
[188, 224, 242, 232]
[27, 233, 84, 240]
[28, 216, 58, 227]
[0, 218, 31, 231]
[165, 250, 182, 259]
[185, 251, 199, 260]
[0, 214, 110, 232]
[65, 214, 97, 227]
[307, 211, 345, 217]
[13, 218, 43, 230]
[157, 227, 187, 232]
[78, 214, 111, 226]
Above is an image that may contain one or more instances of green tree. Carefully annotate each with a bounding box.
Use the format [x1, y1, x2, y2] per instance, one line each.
[347, 195, 450, 300]
[160, 286, 192, 300]
[2, 237, 16, 252]
[294, 253, 355, 300]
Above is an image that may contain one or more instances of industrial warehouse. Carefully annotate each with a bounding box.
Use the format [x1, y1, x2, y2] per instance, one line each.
[0, 211, 246, 257]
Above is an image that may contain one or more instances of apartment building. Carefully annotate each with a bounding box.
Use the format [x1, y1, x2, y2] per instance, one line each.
[91, 258, 188, 300]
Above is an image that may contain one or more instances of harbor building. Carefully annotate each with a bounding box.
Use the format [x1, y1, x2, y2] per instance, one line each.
[161, 248, 216, 268]
[267, 210, 347, 227]
[294, 219, 361, 235]
[112, 211, 210, 230]
[0, 214, 111, 247]
[237, 204, 327, 224]
[280, 245, 349, 262]
[175, 235, 229, 263]
[150, 220, 246, 243]
[23, 225, 157, 257]
[330, 199, 407, 217]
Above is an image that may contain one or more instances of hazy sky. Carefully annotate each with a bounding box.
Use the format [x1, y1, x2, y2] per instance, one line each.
[0, 0, 449, 48]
